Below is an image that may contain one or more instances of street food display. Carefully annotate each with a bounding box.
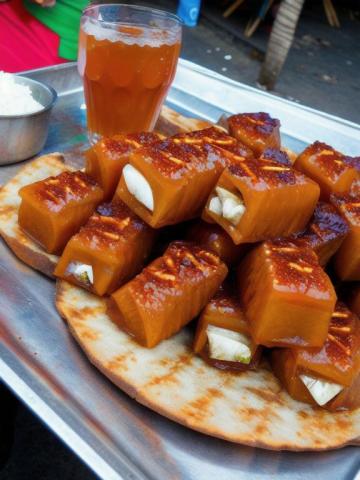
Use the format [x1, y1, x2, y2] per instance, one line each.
[330, 193, 360, 280]
[85, 132, 163, 200]
[18, 170, 103, 254]
[108, 241, 227, 348]
[295, 142, 359, 200]
[116, 127, 252, 228]
[204, 154, 320, 244]
[225, 112, 281, 155]
[293, 201, 349, 265]
[272, 302, 360, 411]
[54, 199, 156, 296]
[1, 107, 360, 452]
[186, 221, 248, 265]
[193, 283, 262, 370]
[237, 239, 337, 347]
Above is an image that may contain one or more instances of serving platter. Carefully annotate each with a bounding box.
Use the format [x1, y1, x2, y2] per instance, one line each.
[0, 60, 360, 479]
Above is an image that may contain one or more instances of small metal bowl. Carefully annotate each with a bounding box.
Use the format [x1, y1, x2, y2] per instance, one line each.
[0, 76, 57, 165]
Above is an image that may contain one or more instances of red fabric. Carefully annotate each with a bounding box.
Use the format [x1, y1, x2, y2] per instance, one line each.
[0, 0, 67, 72]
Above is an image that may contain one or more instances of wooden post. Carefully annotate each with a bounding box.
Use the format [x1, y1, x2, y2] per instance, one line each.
[258, 0, 305, 90]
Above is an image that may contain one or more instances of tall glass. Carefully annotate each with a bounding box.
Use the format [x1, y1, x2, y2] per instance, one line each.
[78, 4, 182, 143]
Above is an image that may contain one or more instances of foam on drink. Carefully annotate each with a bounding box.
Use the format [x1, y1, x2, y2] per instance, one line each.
[82, 17, 181, 47]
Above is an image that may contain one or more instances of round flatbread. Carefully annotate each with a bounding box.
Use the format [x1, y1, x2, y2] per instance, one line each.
[0, 153, 71, 277]
[56, 280, 360, 451]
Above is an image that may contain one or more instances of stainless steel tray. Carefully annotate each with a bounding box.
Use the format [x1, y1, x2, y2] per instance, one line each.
[1, 60, 359, 480]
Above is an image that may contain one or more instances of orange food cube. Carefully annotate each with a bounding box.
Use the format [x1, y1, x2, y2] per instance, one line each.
[330, 194, 360, 280]
[271, 302, 360, 411]
[295, 142, 359, 200]
[85, 132, 162, 200]
[18, 171, 103, 254]
[186, 221, 247, 265]
[116, 127, 252, 228]
[193, 284, 261, 371]
[108, 242, 228, 348]
[54, 200, 156, 296]
[226, 112, 280, 155]
[258, 148, 291, 166]
[203, 156, 320, 244]
[293, 202, 349, 266]
[237, 239, 337, 347]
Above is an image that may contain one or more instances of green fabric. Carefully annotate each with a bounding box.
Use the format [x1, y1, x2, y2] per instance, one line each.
[24, 0, 89, 60]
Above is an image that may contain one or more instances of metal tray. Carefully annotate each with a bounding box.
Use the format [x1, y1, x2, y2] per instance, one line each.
[1, 60, 359, 480]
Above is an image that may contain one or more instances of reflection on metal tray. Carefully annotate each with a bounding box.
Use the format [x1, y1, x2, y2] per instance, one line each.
[0, 60, 359, 480]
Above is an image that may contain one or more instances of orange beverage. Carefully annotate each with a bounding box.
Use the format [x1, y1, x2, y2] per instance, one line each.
[78, 5, 182, 142]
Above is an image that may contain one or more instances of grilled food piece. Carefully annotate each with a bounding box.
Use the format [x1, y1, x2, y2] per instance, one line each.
[193, 284, 261, 370]
[85, 132, 162, 201]
[293, 202, 349, 266]
[18, 171, 103, 255]
[226, 112, 281, 155]
[54, 200, 155, 296]
[272, 302, 360, 411]
[204, 156, 320, 244]
[115, 127, 253, 228]
[186, 221, 247, 265]
[258, 148, 291, 166]
[237, 239, 337, 348]
[108, 241, 228, 348]
[295, 142, 359, 200]
[330, 194, 360, 281]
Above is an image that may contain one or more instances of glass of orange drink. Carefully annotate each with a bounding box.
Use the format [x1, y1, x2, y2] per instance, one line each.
[78, 4, 182, 143]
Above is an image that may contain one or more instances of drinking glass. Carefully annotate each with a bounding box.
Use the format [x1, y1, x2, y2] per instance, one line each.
[78, 4, 182, 144]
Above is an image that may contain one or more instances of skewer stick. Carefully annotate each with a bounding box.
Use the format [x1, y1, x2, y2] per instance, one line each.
[223, 0, 246, 18]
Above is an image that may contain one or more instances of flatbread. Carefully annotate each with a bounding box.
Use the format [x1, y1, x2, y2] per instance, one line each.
[56, 279, 360, 451]
[0, 153, 71, 277]
[156, 105, 213, 136]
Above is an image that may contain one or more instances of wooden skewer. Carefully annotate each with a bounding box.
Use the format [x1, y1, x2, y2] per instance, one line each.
[244, 0, 274, 37]
[323, 0, 340, 27]
[223, 0, 246, 18]
[327, 0, 340, 27]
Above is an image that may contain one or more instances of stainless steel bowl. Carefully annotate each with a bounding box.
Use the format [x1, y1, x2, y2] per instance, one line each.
[0, 75, 57, 165]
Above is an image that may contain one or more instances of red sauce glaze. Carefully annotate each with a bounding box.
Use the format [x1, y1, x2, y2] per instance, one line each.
[228, 112, 280, 140]
[186, 221, 247, 265]
[206, 283, 243, 317]
[259, 148, 292, 166]
[264, 239, 333, 297]
[35, 171, 101, 212]
[99, 132, 162, 159]
[228, 157, 302, 188]
[135, 139, 203, 179]
[295, 202, 349, 249]
[174, 126, 254, 159]
[300, 142, 353, 182]
[129, 241, 224, 308]
[132, 128, 255, 180]
[330, 193, 360, 227]
[76, 199, 153, 249]
[298, 302, 360, 374]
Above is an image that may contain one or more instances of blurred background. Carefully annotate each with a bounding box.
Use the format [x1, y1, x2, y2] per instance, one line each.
[0, 0, 359, 479]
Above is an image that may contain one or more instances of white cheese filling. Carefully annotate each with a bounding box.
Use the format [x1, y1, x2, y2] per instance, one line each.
[300, 374, 343, 406]
[208, 187, 245, 225]
[67, 263, 94, 285]
[123, 164, 154, 212]
[206, 325, 252, 364]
